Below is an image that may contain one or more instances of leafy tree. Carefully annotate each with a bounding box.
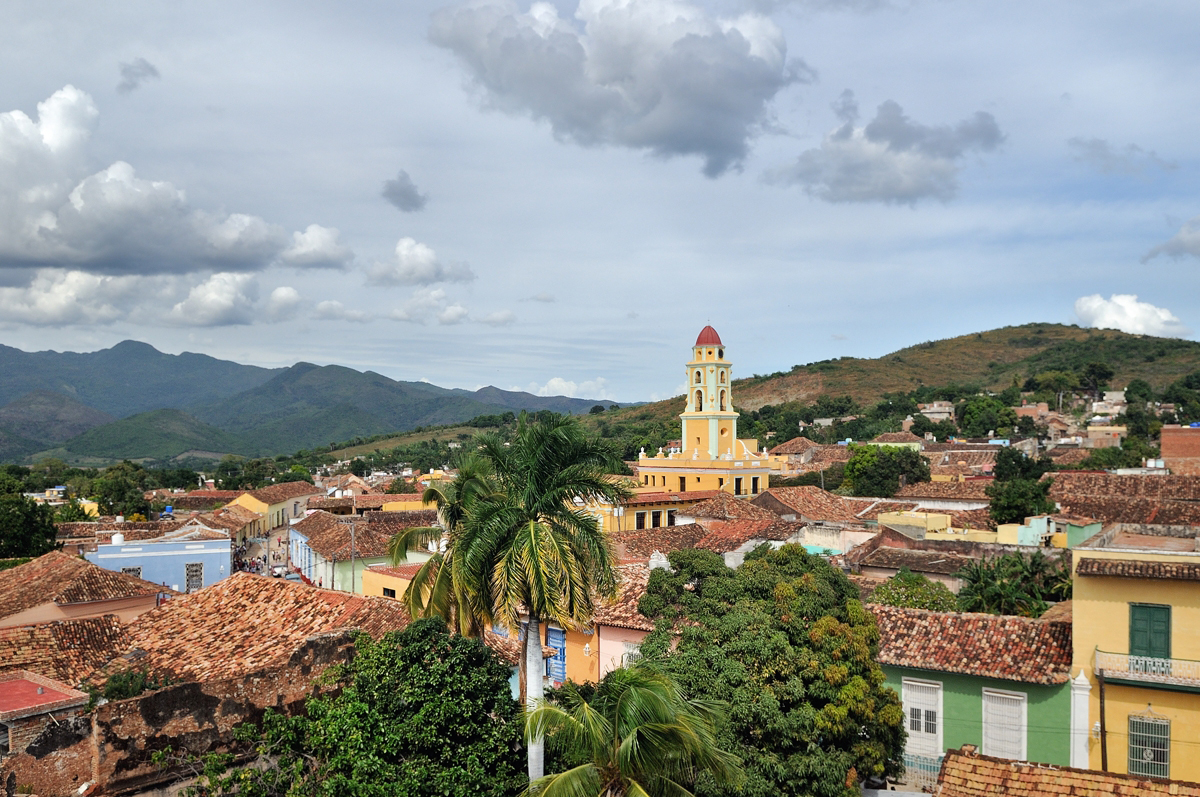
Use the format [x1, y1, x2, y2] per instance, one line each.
[993, 447, 1051, 482]
[985, 477, 1055, 525]
[0, 491, 58, 558]
[54, 499, 93, 523]
[348, 458, 369, 478]
[213, 457, 246, 490]
[528, 663, 743, 797]
[871, 568, 958, 611]
[957, 396, 1018, 438]
[156, 619, 525, 797]
[909, 414, 957, 441]
[843, 444, 930, 497]
[1032, 371, 1078, 412]
[385, 477, 418, 494]
[1124, 378, 1154, 406]
[467, 412, 631, 780]
[956, 552, 1070, 617]
[638, 545, 905, 797]
[285, 464, 314, 484]
[589, 404, 606, 414]
[91, 462, 151, 517]
[1080, 361, 1115, 399]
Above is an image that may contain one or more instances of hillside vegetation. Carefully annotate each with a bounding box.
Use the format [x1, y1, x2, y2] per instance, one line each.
[61, 409, 253, 461]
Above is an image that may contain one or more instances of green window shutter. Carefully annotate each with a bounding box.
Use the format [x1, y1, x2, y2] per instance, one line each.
[1130, 604, 1171, 660]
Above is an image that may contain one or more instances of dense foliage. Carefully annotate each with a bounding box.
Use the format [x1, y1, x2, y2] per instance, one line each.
[843, 445, 930, 497]
[638, 546, 905, 797]
[530, 663, 743, 797]
[956, 552, 1071, 617]
[986, 449, 1055, 525]
[870, 568, 958, 612]
[0, 474, 57, 557]
[160, 619, 525, 797]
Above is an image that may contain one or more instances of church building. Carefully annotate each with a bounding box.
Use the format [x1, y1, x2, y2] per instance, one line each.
[636, 326, 773, 498]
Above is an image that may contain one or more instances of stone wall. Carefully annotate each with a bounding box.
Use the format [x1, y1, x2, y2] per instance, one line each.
[1, 706, 92, 797]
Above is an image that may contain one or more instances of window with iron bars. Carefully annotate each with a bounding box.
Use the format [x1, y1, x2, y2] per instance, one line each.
[1128, 715, 1169, 779]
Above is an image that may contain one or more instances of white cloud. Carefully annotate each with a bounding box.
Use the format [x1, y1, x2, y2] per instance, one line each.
[1067, 137, 1176, 176]
[389, 287, 470, 325]
[1074, 293, 1190, 338]
[314, 299, 370, 323]
[280, 224, 353, 269]
[0, 269, 147, 326]
[528, 375, 612, 399]
[480, 309, 516, 326]
[366, 237, 475, 285]
[0, 86, 347, 277]
[525, 292, 555, 302]
[430, 0, 806, 177]
[117, 58, 160, 94]
[169, 272, 258, 326]
[265, 286, 301, 321]
[1144, 215, 1200, 262]
[766, 91, 1003, 203]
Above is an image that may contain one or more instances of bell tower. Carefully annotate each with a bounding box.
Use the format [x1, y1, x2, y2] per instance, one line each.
[680, 325, 738, 459]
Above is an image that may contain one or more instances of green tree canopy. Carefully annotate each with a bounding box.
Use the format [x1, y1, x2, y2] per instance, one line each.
[992, 447, 1051, 482]
[638, 546, 905, 797]
[1124, 378, 1154, 406]
[843, 444, 931, 497]
[0, 491, 58, 558]
[956, 551, 1070, 617]
[529, 663, 743, 797]
[956, 396, 1018, 438]
[162, 619, 526, 797]
[985, 477, 1055, 525]
[871, 568, 958, 611]
[1081, 361, 1115, 398]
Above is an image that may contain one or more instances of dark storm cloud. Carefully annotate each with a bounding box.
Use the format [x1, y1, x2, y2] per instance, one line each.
[116, 57, 160, 94]
[382, 170, 429, 211]
[766, 91, 1003, 203]
[429, 0, 807, 177]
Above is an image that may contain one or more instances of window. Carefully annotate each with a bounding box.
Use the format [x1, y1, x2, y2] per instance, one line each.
[651, 511, 662, 528]
[1130, 603, 1170, 662]
[185, 562, 204, 592]
[382, 587, 396, 599]
[546, 628, 567, 685]
[735, 477, 743, 496]
[718, 478, 724, 488]
[121, 566, 143, 579]
[621, 640, 642, 665]
[719, 390, 726, 411]
[679, 476, 687, 492]
[667, 510, 676, 526]
[492, 622, 509, 638]
[694, 370, 702, 384]
[719, 371, 726, 383]
[0, 721, 9, 757]
[1128, 716, 1170, 778]
[902, 678, 943, 758]
[636, 512, 646, 530]
[982, 689, 1027, 760]
[694, 389, 704, 410]
[751, 476, 760, 495]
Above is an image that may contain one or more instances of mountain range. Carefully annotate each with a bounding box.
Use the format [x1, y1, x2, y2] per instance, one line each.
[0, 342, 616, 464]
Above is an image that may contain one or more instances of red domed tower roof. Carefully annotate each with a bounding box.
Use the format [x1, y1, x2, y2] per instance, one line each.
[695, 326, 723, 346]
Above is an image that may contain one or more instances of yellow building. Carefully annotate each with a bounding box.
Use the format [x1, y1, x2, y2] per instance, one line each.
[227, 481, 323, 538]
[636, 326, 774, 497]
[1071, 526, 1200, 781]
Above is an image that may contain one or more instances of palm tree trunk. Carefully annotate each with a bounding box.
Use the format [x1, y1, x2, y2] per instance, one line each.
[525, 612, 544, 781]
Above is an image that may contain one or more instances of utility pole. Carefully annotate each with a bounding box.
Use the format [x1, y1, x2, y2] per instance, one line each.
[350, 518, 357, 595]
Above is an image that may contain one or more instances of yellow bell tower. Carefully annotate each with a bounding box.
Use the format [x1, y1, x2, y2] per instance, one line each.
[681, 326, 738, 459]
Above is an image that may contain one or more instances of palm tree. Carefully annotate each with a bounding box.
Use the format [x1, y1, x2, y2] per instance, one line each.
[461, 412, 632, 780]
[386, 452, 500, 637]
[525, 663, 743, 797]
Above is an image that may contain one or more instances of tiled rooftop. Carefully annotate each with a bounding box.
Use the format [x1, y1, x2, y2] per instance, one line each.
[853, 500, 920, 521]
[245, 480, 322, 505]
[869, 605, 1072, 685]
[1077, 557, 1200, 581]
[298, 512, 397, 561]
[858, 547, 973, 576]
[102, 572, 410, 683]
[0, 615, 130, 685]
[593, 563, 654, 632]
[756, 486, 862, 522]
[309, 494, 393, 510]
[937, 746, 1200, 796]
[695, 519, 804, 554]
[947, 507, 997, 530]
[894, 479, 993, 501]
[611, 523, 710, 560]
[0, 552, 174, 621]
[684, 492, 777, 521]
[368, 563, 425, 580]
[873, 431, 925, 444]
[623, 490, 722, 506]
[768, 436, 819, 455]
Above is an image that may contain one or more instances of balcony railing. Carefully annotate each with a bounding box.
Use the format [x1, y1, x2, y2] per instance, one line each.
[902, 753, 943, 793]
[1096, 649, 1200, 690]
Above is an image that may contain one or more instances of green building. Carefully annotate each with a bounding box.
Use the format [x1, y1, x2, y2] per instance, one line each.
[869, 604, 1075, 791]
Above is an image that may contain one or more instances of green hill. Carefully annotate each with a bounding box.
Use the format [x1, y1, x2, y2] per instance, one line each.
[62, 409, 253, 461]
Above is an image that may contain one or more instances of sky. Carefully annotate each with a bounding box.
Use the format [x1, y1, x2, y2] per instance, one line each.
[1, 0, 1198, 403]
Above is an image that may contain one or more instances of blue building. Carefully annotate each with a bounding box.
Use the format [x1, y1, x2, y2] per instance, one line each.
[86, 532, 232, 593]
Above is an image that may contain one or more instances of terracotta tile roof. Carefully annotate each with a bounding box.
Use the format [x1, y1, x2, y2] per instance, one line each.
[757, 486, 862, 522]
[0, 616, 130, 685]
[1046, 447, 1090, 465]
[858, 547, 973, 576]
[853, 500, 920, 520]
[937, 746, 1200, 796]
[695, 519, 804, 554]
[806, 446, 855, 464]
[683, 492, 777, 521]
[611, 523, 710, 559]
[361, 509, 440, 531]
[768, 436, 820, 455]
[1049, 472, 1200, 524]
[309, 494, 393, 511]
[947, 508, 997, 530]
[847, 574, 886, 602]
[1076, 557, 1200, 581]
[103, 572, 410, 683]
[593, 563, 654, 631]
[193, 504, 260, 532]
[624, 490, 722, 506]
[294, 511, 396, 561]
[0, 552, 174, 622]
[1038, 600, 1072, 624]
[57, 520, 186, 540]
[245, 481, 322, 505]
[872, 431, 925, 444]
[929, 449, 997, 467]
[483, 630, 555, 666]
[869, 605, 1072, 685]
[185, 490, 243, 499]
[894, 479, 993, 501]
[368, 563, 425, 580]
